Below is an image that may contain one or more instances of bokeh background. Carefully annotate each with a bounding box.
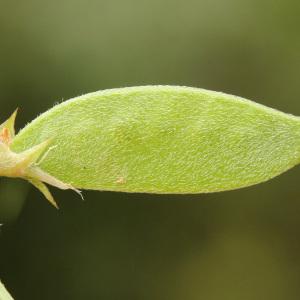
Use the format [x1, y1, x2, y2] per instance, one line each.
[1, 0, 300, 299]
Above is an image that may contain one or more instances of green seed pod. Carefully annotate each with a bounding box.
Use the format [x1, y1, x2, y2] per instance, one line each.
[1, 86, 300, 207]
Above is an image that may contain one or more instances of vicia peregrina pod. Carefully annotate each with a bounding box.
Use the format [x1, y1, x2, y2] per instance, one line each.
[1, 86, 300, 207]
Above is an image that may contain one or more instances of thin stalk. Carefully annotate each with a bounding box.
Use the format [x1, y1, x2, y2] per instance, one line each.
[0, 281, 14, 300]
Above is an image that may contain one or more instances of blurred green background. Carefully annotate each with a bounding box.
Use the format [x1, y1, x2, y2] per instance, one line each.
[1, 0, 300, 299]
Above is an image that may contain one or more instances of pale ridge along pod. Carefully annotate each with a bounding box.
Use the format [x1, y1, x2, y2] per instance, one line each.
[0, 86, 300, 207]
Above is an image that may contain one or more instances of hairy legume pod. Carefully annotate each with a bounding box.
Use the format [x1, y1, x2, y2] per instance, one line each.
[1, 86, 300, 207]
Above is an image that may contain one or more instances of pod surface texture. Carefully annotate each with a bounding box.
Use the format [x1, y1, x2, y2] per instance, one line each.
[11, 86, 300, 193]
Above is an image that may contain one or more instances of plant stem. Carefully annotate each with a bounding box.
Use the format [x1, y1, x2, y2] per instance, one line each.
[0, 281, 14, 300]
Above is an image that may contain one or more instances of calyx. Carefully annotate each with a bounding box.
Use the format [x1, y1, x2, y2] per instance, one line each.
[0, 110, 81, 208]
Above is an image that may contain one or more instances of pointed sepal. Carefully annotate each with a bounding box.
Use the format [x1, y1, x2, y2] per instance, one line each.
[29, 178, 59, 209]
[0, 109, 18, 144]
[27, 166, 84, 198]
[17, 139, 52, 170]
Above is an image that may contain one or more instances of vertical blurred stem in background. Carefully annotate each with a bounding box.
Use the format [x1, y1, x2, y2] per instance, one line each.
[0, 179, 29, 224]
[0, 180, 28, 299]
[0, 281, 14, 300]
